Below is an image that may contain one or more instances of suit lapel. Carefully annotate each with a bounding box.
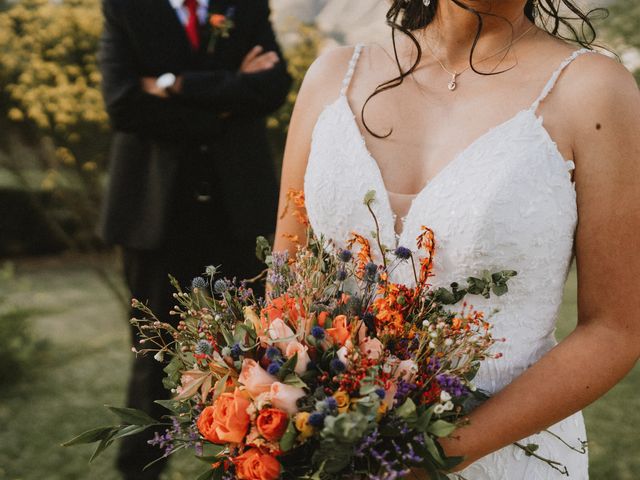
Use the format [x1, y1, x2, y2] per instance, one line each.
[156, 0, 199, 61]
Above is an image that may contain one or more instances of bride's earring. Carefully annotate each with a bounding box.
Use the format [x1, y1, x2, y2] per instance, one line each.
[532, 0, 539, 18]
[423, 0, 431, 6]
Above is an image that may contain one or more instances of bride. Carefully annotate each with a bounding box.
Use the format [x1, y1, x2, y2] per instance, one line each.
[272, 0, 639, 478]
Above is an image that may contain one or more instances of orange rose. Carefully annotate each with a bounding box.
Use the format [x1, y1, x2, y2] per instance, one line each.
[209, 13, 226, 28]
[197, 389, 251, 444]
[234, 448, 281, 480]
[256, 408, 289, 441]
[326, 314, 350, 345]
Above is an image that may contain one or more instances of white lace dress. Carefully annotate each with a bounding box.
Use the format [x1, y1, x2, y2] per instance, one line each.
[304, 44, 592, 479]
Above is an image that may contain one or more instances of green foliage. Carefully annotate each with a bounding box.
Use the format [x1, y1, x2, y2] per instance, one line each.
[604, 0, 640, 81]
[268, 23, 325, 168]
[0, 262, 45, 386]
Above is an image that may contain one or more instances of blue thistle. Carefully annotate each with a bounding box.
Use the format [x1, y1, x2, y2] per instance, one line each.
[230, 343, 242, 359]
[324, 396, 338, 410]
[213, 279, 228, 294]
[330, 358, 346, 373]
[195, 340, 213, 356]
[265, 346, 281, 360]
[336, 268, 348, 281]
[191, 276, 207, 290]
[311, 326, 325, 340]
[393, 246, 412, 260]
[308, 412, 326, 427]
[339, 249, 353, 262]
[267, 362, 281, 375]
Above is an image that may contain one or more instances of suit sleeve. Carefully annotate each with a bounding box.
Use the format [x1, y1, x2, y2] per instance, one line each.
[99, 0, 224, 142]
[178, 0, 292, 116]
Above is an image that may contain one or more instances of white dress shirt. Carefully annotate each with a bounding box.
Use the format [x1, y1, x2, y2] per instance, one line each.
[168, 0, 210, 26]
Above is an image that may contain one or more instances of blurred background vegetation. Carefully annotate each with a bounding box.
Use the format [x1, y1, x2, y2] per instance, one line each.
[0, 0, 638, 479]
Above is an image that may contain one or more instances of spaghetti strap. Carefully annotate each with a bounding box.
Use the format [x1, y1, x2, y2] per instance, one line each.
[530, 48, 594, 112]
[340, 43, 365, 97]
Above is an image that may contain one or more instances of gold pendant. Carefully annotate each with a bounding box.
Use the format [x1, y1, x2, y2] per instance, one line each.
[448, 72, 458, 91]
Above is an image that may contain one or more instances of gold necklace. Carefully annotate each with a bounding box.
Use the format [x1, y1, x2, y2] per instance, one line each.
[425, 23, 536, 91]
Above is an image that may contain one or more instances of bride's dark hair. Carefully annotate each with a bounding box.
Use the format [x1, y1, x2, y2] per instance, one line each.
[362, 0, 608, 137]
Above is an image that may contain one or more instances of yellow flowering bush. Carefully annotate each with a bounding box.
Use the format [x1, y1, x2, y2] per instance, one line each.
[0, 0, 322, 250]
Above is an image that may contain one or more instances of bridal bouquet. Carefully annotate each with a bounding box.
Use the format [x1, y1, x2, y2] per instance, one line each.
[65, 191, 518, 479]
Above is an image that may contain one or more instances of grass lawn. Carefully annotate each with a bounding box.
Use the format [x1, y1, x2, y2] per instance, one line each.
[0, 255, 637, 480]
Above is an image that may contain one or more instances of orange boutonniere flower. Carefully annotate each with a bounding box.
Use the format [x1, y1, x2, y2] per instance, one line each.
[209, 13, 227, 28]
[207, 7, 235, 54]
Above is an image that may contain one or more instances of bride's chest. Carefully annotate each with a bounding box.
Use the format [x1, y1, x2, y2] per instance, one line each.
[304, 100, 577, 281]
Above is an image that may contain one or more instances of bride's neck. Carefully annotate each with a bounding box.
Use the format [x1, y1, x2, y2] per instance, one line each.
[415, 1, 532, 68]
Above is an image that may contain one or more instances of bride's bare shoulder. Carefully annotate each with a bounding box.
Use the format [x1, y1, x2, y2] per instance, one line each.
[296, 45, 359, 106]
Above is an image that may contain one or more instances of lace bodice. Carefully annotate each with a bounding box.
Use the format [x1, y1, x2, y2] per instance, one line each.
[304, 44, 592, 479]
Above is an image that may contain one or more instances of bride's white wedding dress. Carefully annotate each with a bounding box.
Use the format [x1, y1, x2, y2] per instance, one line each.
[304, 44, 592, 479]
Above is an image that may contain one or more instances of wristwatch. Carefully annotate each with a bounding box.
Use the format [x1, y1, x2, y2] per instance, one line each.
[156, 73, 177, 93]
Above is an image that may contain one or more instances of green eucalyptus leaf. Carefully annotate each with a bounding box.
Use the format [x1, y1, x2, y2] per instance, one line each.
[415, 405, 436, 432]
[427, 419, 457, 437]
[423, 434, 445, 467]
[62, 426, 116, 446]
[89, 430, 118, 462]
[284, 373, 308, 389]
[107, 406, 157, 425]
[255, 236, 272, 263]
[279, 420, 298, 452]
[111, 424, 152, 441]
[277, 353, 298, 381]
[363, 190, 377, 205]
[491, 283, 509, 296]
[395, 398, 417, 422]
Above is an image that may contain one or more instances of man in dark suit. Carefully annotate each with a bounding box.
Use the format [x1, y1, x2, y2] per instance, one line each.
[98, 0, 291, 478]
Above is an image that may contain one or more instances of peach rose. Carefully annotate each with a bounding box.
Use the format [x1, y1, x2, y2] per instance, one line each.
[267, 318, 296, 352]
[234, 448, 281, 480]
[270, 381, 305, 415]
[239, 359, 278, 398]
[256, 408, 289, 441]
[285, 341, 311, 375]
[197, 389, 250, 444]
[359, 336, 384, 360]
[326, 314, 350, 345]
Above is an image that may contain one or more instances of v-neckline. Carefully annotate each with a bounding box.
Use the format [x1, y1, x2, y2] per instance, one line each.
[333, 94, 539, 246]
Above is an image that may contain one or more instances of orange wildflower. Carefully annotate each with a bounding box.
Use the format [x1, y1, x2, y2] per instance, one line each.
[372, 283, 416, 336]
[416, 226, 436, 286]
[346, 233, 372, 275]
[326, 315, 350, 345]
[262, 294, 305, 325]
[317, 311, 329, 327]
[279, 189, 309, 226]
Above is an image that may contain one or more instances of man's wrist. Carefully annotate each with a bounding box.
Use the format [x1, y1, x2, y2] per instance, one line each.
[167, 75, 183, 95]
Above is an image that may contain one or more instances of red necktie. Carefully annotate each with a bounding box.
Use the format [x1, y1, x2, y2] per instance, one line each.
[184, 0, 200, 51]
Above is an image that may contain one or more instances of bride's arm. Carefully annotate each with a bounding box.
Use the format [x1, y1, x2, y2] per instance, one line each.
[273, 47, 357, 257]
[438, 55, 640, 472]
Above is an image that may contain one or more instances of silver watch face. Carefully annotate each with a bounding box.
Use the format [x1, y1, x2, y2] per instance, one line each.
[156, 73, 176, 90]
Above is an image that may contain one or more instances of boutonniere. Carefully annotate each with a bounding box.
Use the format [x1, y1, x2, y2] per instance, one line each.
[207, 6, 236, 54]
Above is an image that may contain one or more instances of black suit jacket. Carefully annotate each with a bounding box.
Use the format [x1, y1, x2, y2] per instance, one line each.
[98, 0, 291, 250]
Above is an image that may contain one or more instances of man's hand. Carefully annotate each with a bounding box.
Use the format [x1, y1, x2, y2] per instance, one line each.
[141, 76, 185, 97]
[239, 45, 279, 74]
[141, 77, 168, 98]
